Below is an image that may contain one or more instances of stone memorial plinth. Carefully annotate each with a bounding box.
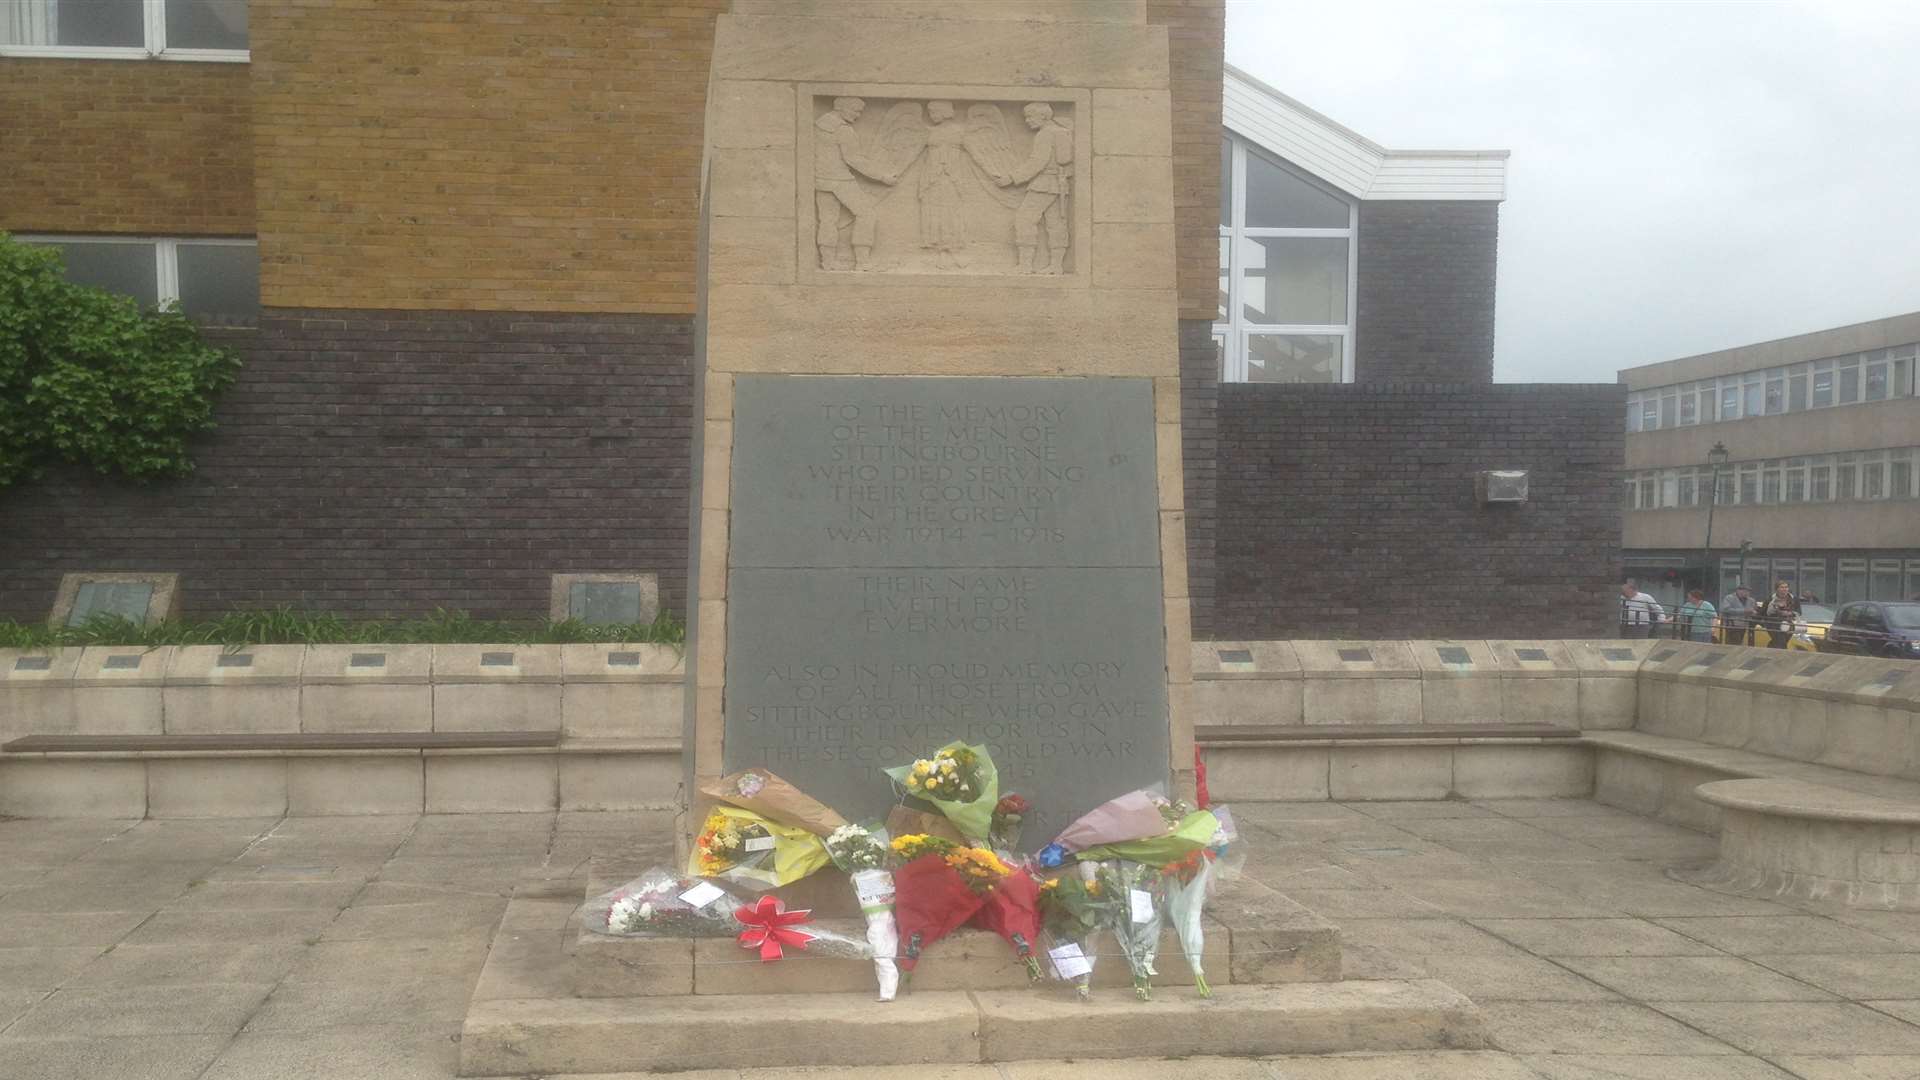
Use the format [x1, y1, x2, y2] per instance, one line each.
[684, 0, 1194, 844]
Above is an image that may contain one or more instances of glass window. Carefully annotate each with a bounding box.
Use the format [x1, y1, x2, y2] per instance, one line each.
[1626, 398, 1642, 433]
[1892, 452, 1913, 499]
[1784, 459, 1806, 503]
[1641, 398, 1659, 430]
[1241, 237, 1347, 325]
[1660, 473, 1679, 508]
[166, 0, 248, 51]
[1745, 561, 1772, 596]
[1812, 367, 1834, 407]
[1801, 560, 1828, 603]
[1810, 461, 1832, 501]
[1839, 364, 1860, 403]
[1788, 367, 1808, 412]
[1216, 236, 1229, 321]
[1676, 472, 1695, 507]
[2, 0, 144, 47]
[1245, 334, 1341, 383]
[1243, 149, 1350, 228]
[1721, 560, 1743, 599]
[1744, 379, 1764, 417]
[1773, 560, 1798, 595]
[1836, 457, 1857, 500]
[32, 241, 160, 308]
[1840, 559, 1869, 604]
[1764, 375, 1785, 415]
[1761, 461, 1781, 504]
[1866, 359, 1889, 401]
[1211, 333, 1226, 382]
[1894, 353, 1913, 398]
[1678, 387, 1697, 425]
[1219, 138, 1232, 229]
[174, 243, 260, 318]
[1906, 560, 1920, 603]
[1737, 465, 1758, 504]
[1719, 381, 1740, 420]
[1862, 459, 1886, 499]
[1872, 560, 1903, 600]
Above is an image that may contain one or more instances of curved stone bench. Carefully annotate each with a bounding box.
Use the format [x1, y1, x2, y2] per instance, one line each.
[1674, 778, 1920, 910]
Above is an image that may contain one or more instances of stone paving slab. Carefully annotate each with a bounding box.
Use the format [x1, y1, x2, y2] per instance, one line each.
[6, 802, 1920, 1077]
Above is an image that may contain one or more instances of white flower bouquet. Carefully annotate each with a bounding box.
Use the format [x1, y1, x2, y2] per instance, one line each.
[825, 822, 900, 1001]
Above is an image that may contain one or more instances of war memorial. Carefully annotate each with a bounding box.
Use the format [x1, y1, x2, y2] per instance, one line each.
[7, 2, 1920, 1077]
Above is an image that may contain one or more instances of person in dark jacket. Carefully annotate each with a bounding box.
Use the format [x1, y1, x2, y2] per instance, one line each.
[1761, 581, 1800, 649]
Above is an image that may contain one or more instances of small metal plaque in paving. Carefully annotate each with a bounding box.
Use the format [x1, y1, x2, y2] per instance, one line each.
[13, 656, 52, 671]
[103, 655, 142, 670]
[1338, 648, 1373, 663]
[1217, 649, 1253, 664]
[1649, 649, 1677, 662]
[1600, 648, 1636, 662]
[349, 652, 386, 668]
[480, 652, 515, 667]
[1739, 658, 1769, 671]
[1875, 670, 1908, 688]
[216, 654, 254, 668]
[1437, 646, 1472, 665]
[1686, 655, 1718, 669]
[1796, 661, 1831, 678]
[607, 651, 642, 667]
[1514, 647, 1549, 662]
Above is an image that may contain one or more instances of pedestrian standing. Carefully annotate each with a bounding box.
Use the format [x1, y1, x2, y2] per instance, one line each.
[1678, 589, 1717, 643]
[1762, 581, 1800, 650]
[1720, 584, 1757, 646]
[1619, 580, 1665, 639]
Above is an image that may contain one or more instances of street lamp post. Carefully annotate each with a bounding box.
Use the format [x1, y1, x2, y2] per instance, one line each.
[1701, 442, 1729, 594]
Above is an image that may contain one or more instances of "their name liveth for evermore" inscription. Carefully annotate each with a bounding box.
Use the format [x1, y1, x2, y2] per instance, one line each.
[724, 376, 1169, 838]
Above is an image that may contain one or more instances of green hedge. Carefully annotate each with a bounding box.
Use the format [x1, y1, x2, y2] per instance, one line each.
[0, 607, 685, 650]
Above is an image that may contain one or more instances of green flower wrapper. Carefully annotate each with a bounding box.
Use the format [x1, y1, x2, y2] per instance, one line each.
[1073, 809, 1220, 865]
[883, 741, 999, 842]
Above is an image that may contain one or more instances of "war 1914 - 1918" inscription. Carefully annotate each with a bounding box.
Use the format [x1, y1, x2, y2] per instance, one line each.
[724, 375, 1169, 838]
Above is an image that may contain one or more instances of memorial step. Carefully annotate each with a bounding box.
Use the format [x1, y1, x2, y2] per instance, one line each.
[458, 980, 1486, 1075]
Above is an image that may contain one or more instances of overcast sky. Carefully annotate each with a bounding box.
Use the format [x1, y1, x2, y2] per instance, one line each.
[1224, 0, 1920, 384]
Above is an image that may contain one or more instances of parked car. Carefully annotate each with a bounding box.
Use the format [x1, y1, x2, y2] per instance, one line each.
[1818, 602, 1920, 659]
[1715, 603, 1833, 650]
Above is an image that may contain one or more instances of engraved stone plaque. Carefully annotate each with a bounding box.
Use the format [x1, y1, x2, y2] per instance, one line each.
[481, 651, 515, 668]
[103, 655, 142, 670]
[1216, 649, 1253, 665]
[1739, 658, 1769, 671]
[216, 653, 255, 668]
[1649, 649, 1677, 662]
[14, 656, 53, 672]
[1436, 646, 1472, 665]
[1796, 661, 1831, 678]
[1600, 648, 1636, 662]
[725, 374, 1168, 841]
[1514, 648, 1549, 662]
[570, 582, 644, 625]
[1337, 648, 1373, 663]
[67, 581, 155, 626]
[349, 652, 386, 669]
[607, 651, 642, 668]
[729, 376, 1157, 570]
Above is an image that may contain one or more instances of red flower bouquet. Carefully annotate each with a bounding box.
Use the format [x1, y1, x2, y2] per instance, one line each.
[969, 864, 1044, 982]
[891, 853, 988, 989]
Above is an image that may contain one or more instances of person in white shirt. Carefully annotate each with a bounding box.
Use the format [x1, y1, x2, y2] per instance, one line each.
[1619, 580, 1666, 639]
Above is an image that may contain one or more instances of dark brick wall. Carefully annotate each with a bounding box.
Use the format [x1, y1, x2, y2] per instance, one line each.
[1354, 201, 1499, 383]
[1177, 320, 1219, 639]
[0, 309, 693, 621]
[1207, 382, 1624, 640]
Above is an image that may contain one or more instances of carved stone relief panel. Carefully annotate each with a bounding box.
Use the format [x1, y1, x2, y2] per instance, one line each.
[796, 85, 1088, 283]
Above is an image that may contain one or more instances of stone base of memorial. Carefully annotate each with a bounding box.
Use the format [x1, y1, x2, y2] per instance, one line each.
[453, 849, 1486, 1076]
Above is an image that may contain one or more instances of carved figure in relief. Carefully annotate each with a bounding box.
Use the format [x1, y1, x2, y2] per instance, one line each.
[814, 97, 900, 271]
[912, 101, 1020, 269]
[999, 102, 1074, 275]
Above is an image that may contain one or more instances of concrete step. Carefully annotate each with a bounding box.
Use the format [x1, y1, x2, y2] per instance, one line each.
[458, 979, 1485, 1075]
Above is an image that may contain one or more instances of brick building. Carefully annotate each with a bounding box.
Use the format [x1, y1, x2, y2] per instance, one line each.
[0, 0, 1620, 639]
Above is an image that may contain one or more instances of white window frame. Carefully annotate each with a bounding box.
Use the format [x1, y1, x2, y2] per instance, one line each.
[0, 0, 248, 62]
[18, 234, 257, 312]
[1215, 135, 1357, 384]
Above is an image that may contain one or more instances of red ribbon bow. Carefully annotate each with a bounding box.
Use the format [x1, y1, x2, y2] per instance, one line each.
[734, 895, 817, 962]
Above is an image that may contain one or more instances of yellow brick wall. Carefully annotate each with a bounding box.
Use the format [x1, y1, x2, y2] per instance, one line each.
[251, 0, 727, 314]
[0, 59, 254, 236]
[1147, 0, 1225, 322]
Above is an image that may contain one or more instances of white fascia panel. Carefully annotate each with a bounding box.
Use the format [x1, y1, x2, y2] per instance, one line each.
[1224, 64, 1508, 203]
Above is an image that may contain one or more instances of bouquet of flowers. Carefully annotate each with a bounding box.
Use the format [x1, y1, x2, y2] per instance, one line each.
[1074, 806, 1220, 865]
[1037, 867, 1103, 1000]
[884, 742, 999, 841]
[698, 768, 847, 837]
[586, 867, 745, 938]
[1161, 847, 1219, 996]
[1049, 789, 1174, 856]
[969, 862, 1044, 983]
[989, 793, 1030, 856]
[689, 805, 830, 891]
[890, 835, 1008, 989]
[825, 823, 899, 1001]
[1092, 859, 1165, 1000]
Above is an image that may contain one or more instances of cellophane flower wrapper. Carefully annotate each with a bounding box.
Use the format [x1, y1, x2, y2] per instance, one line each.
[1162, 850, 1217, 997]
[698, 768, 848, 838]
[1038, 869, 1103, 1000]
[989, 793, 1029, 859]
[890, 852, 989, 989]
[1050, 789, 1172, 854]
[825, 822, 900, 1001]
[586, 867, 747, 938]
[688, 805, 831, 891]
[968, 865, 1044, 982]
[1074, 809, 1221, 865]
[883, 741, 999, 842]
[1095, 859, 1166, 1000]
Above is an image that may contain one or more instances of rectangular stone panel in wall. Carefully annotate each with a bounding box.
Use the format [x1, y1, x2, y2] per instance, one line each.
[724, 374, 1168, 839]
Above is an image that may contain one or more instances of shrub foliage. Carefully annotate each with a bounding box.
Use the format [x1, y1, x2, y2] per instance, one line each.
[0, 233, 241, 489]
[0, 607, 686, 650]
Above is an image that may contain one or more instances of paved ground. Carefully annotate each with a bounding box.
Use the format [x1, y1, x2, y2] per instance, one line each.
[1, 800, 1918, 1079]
